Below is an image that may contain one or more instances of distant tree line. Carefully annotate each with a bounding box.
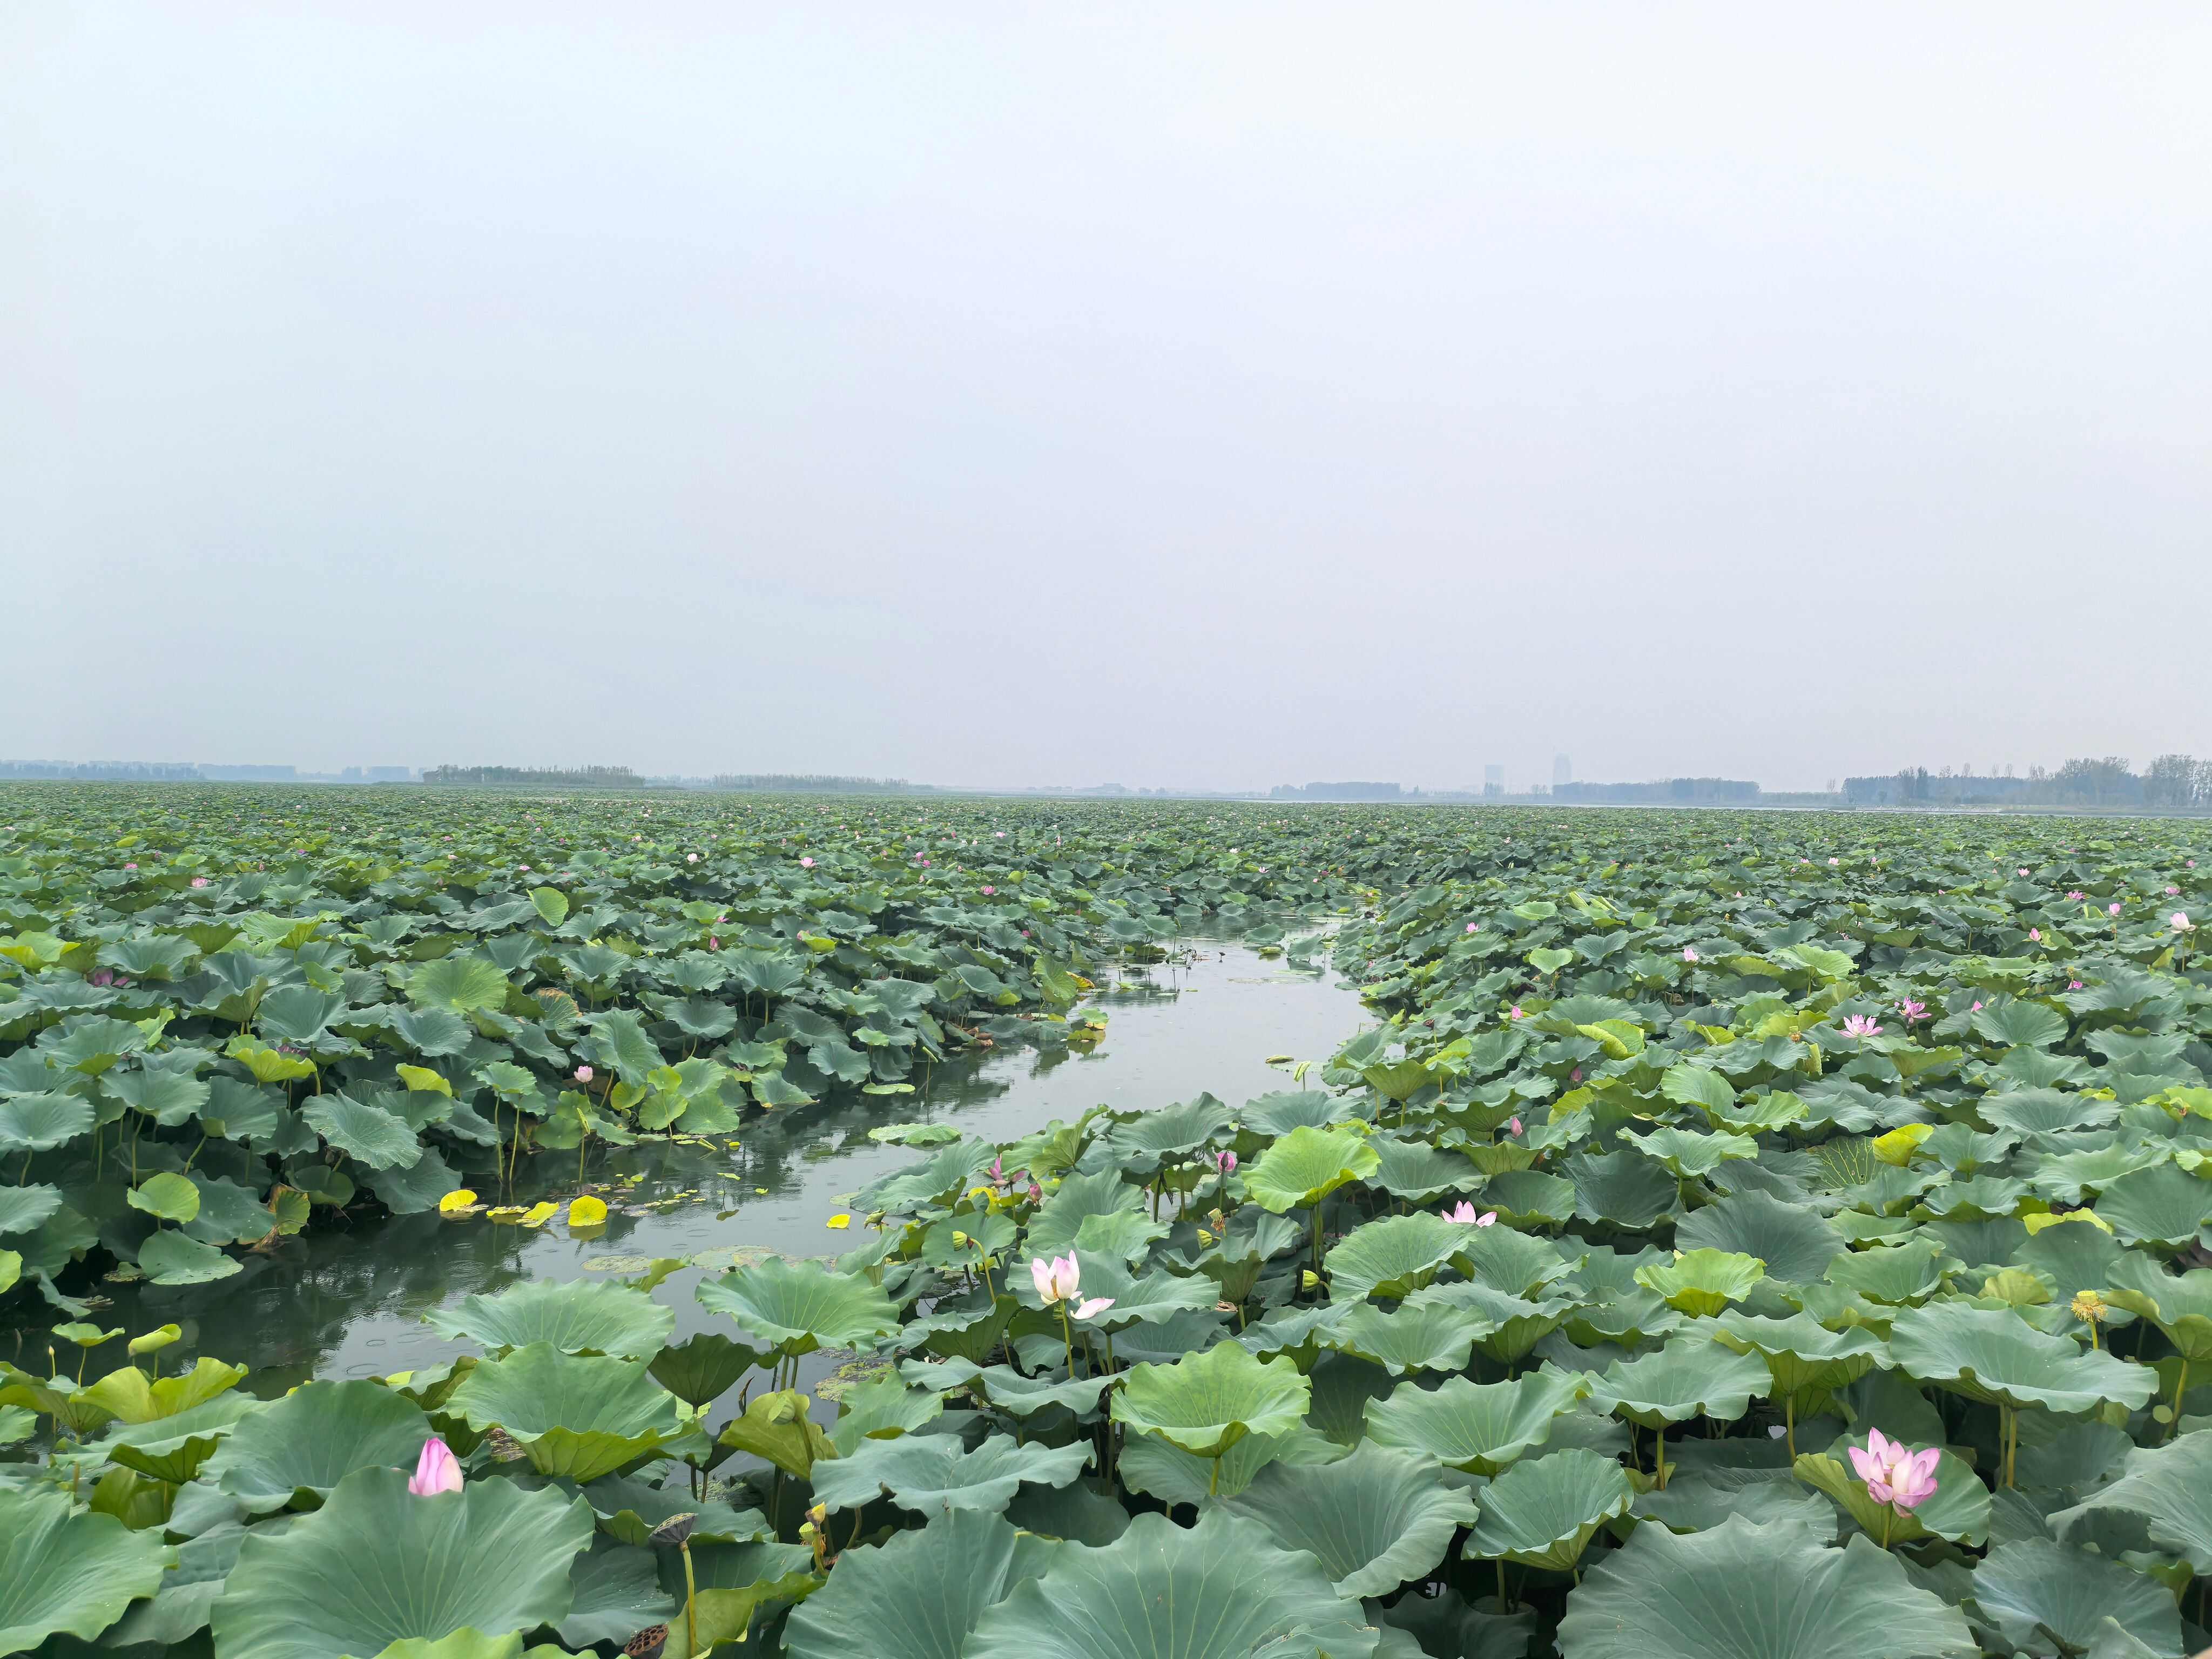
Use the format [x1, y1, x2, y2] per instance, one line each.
[422, 765, 641, 787]
[707, 774, 939, 793]
[1846, 756, 2212, 808]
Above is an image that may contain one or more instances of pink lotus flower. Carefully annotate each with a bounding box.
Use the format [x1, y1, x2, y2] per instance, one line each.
[1445, 1202, 1496, 1226]
[1466, 922, 1479, 933]
[1072, 1296, 1116, 1320]
[1569, 1068, 1582, 1083]
[2109, 902, 2123, 916]
[1508, 1006, 1524, 1021]
[1212, 1150, 1237, 1174]
[2027, 928, 2041, 943]
[994, 831, 1006, 837]
[2167, 886, 2181, 896]
[123, 862, 137, 871]
[518, 865, 531, 873]
[1682, 946, 1699, 962]
[1030, 1254, 1081, 1306]
[190, 876, 210, 888]
[1971, 1001, 1982, 1012]
[799, 857, 814, 868]
[708, 935, 720, 950]
[1897, 999, 1927, 1021]
[2174, 912, 2195, 933]
[2018, 867, 2030, 877]
[2069, 979, 2083, 990]
[574, 1065, 594, 1083]
[1508, 1116, 1522, 1136]
[1840, 1015, 1883, 1038]
[1828, 857, 1839, 866]
[1848, 1428, 1938, 1514]
[2066, 891, 2085, 901]
[981, 886, 995, 896]
[686, 853, 698, 863]
[408, 1435, 463, 1496]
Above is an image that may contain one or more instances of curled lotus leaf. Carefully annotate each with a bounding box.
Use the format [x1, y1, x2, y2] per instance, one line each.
[806, 1431, 1092, 1516]
[782, 1508, 1060, 1659]
[1465, 1447, 1633, 1571]
[961, 1507, 1364, 1659]
[1967, 1536, 2181, 1658]
[1707, 1310, 1890, 1402]
[1324, 1211, 1472, 1301]
[695, 1254, 899, 1358]
[1554, 1513, 1977, 1659]
[1243, 1124, 1381, 1215]
[1886, 1303, 2157, 1416]
[199, 1379, 430, 1513]
[1363, 1368, 1590, 1475]
[1111, 1337, 1311, 1461]
[1675, 1190, 1848, 1285]
[443, 1344, 686, 1482]
[1588, 1337, 1771, 1429]
[2050, 1428, 2212, 1574]
[2098, 1253, 2212, 1362]
[1220, 1438, 1480, 1598]
[1633, 1249, 1766, 1317]
[1323, 1299, 1488, 1376]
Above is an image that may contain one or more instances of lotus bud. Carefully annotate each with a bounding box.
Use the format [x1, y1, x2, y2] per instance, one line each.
[407, 1435, 463, 1496]
[1301, 1270, 1319, 1290]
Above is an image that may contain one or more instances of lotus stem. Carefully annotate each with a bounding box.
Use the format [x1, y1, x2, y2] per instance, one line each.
[2169, 1359, 2189, 1441]
[1784, 1395, 1795, 1460]
[679, 1540, 697, 1658]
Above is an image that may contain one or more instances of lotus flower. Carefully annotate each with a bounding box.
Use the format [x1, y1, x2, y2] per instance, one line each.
[2174, 912, 2195, 933]
[2066, 890, 2085, 901]
[1212, 1150, 1237, 1174]
[1445, 1202, 1496, 1226]
[574, 1065, 594, 1083]
[1466, 922, 1479, 933]
[1682, 946, 1698, 962]
[2069, 979, 2083, 989]
[1508, 1006, 1524, 1021]
[799, 856, 814, 868]
[123, 862, 137, 871]
[1847, 1428, 1938, 1513]
[1507, 1116, 1522, 1136]
[1840, 1015, 1883, 1038]
[2027, 928, 2042, 943]
[190, 876, 210, 888]
[2167, 885, 2181, 895]
[1073, 1297, 1116, 1319]
[981, 885, 995, 895]
[1828, 857, 1839, 866]
[408, 1435, 463, 1496]
[686, 852, 698, 863]
[1897, 999, 1927, 1021]
[2018, 867, 2030, 877]
[1030, 1254, 1081, 1306]
[2109, 902, 2123, 915]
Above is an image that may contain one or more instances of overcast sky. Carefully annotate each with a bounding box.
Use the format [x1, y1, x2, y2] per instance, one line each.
[6, 5, 2208, 791]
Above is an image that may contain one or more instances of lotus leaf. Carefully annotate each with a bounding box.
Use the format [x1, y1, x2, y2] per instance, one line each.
[1465, 1447, 1633, 1570]
[783, 1508, 1060, 1659]
[1219, 1439, 1479, 1597]
[1363, 1369, 1590, 1474]
[199, 1379, 429, 1512]
[1326, 1211, 1472, 1301]
[810, 1430, 1091, 1515]
[696, 1253, 899, 1357]
[1590, 1337, 1770, 1429]
[211, 1466, 594, 1659]
[1112, 1338, 1311, 1469]
[444, 1344, 686, 1481]
[1969, 1536, 2180, 1658]
[1887, 1303, 2157, 1416]
[425, 1279, 676, 1358]
[1244, 1123, 1381, 1215]
[1634, 1249, 1766, 1316]
[2050, 1428, 2212, 1572]
[0, 1487, 171, 1654]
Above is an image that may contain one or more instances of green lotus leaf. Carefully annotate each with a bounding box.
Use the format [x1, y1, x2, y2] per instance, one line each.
[1887, 1303, 2157, 1416]
[94, 1391, 262, 1482]
[128, 1170, 201, 1223]
[1221, 1439, 1480, 1598]
[1707, 1310, 1889, 1408]
[77, 1354, 247, 1424]
[1102, 1092, 1238, 1162]
[1363, 1368, 1590, 1475]
[2093, 1161, 2212, 1247]
[961, 1366, 1114, 1422]
[783, 1508, 1060, 1659]
[1452, 1225, 1576, 1298]
[1323, 1299, 1488, 1375]
[1325, 1211, 1473, 1301]
[2098, 1254, 2212, 1362]
[1244, 1124, 1381, 1214]
[1676, 1190, 1848, 1284]
[1481, 1168, 1580, 1226]
[1634, 1249, 1766, 1316]
[1971, 998, 2069, 1049]
[211, 1466, 594, 1659]
[1629, 1125, 1758, 1179]
[556, 1536, 677, 1649]
[137, 1228, 245, 1285]
[303, 1092, 422, 1170]
[0, 1090, 95, 1154]
[1410, 1281, 1582, 1364]
[827, 1373, 948, 1451]
[1115, 1421, 1342, 1505]
[579, 1474, 765, 1548]
[1629, 1467, 1838, 1536]
[1465, 1447, 1633, 1570]
[0, 1183, 63, 1237]
[1564, 1148, 1681, 1229]
[1968, 1536, 2180, 1658]
[1008, 1249, 1216, 1330]
[695, 1254, 899, 1358]
[961, 1507, 1362, 1659]
[198, 1379, 430, 1512]
[1823, 1239, 1947, 1305]
[1112, 1337, 1311, 1465]
[2050, 1428, 2212, 1573]
[1662, 1064, 1736, 1115]
[444, 1343, 686, 1481]
[1792, 1442, 1987, 1546]
[810, 1431, 1091, 1516]
[404, 954, 512, 1013]
[425, 1279, 676, 1358]
[1368, 1135, 1481, 1202]
[648, 1331, 770, 1407]
[1589, 1337, 1770, 1429]
[716, 1387, 837, 1479]
[0, 1487, 171, 1655]
[1554, 1513, 1977, 1659]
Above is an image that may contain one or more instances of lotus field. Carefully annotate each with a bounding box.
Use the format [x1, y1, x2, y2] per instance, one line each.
[6, 787, 2212, 1659]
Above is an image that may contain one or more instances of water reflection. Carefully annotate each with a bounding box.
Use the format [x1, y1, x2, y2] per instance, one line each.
[63, 941, 1360, 1391]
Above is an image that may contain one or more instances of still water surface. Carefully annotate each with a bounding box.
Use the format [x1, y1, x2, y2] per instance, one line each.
[75, 941, 1362, 1394]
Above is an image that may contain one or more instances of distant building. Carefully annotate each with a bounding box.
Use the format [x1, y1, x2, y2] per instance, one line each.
[1553, 753, 1572, 787]
[1554, 778, 1760, 804]
[1483, 765, 1505, 798]
[200, 764, 297, 781]
[1268, 781, 1404, 801]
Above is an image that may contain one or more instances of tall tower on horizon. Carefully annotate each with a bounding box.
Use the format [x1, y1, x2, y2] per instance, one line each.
[1553, 753, 1572, 787]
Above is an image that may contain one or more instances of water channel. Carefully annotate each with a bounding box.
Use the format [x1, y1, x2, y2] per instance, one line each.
[60, 939, 1365, 1397]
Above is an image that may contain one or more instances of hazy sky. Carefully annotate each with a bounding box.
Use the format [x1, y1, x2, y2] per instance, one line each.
[8, 6, 2209, 792]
